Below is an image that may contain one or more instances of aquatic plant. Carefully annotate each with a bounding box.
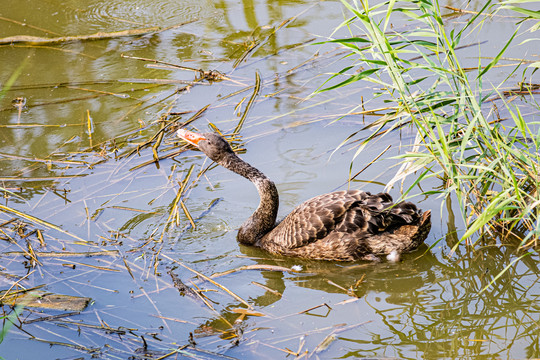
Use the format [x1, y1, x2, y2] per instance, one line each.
[318, 0, 540, 250]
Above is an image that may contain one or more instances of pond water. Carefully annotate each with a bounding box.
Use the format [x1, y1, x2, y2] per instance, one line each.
[1, 1, 539, 359]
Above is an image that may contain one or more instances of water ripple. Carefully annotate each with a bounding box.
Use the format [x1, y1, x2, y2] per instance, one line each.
[73, 0, 210, 31]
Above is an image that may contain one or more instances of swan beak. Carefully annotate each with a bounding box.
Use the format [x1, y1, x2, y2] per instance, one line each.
[177, 129, 206, 147]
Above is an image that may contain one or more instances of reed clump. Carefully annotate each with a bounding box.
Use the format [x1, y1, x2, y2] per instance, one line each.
[318, 0, 540, 249]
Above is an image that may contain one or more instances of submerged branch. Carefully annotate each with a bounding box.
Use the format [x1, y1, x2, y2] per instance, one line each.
[0, 19, 198, 45]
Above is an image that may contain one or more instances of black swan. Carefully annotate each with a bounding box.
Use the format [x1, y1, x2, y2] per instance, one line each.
[177, 129, 431, 261]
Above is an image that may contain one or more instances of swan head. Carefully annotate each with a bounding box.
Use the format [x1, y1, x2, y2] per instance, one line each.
[177, 129, 234, 163]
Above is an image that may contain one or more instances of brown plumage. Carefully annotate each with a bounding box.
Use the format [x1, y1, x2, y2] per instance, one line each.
[177, 129, 431, 261]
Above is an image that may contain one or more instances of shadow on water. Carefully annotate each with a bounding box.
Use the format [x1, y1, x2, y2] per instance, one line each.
[189, 241, 540, 359]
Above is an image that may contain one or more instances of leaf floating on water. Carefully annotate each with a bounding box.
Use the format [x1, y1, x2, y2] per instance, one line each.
[313, 334, 337, 353]
[0, 290, 91, 311]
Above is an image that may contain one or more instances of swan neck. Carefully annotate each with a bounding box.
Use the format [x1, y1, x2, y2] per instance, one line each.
[220, 153, 279, 245]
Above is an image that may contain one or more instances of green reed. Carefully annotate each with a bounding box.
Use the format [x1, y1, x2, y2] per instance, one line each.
[318, 0, 540, 248]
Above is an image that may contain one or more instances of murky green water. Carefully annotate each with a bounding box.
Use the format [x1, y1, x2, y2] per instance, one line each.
[1, 1, 539, 359]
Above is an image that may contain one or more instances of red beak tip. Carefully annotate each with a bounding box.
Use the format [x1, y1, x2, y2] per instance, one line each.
[176, 128, 205, 146]
[176, 129, 187, 138]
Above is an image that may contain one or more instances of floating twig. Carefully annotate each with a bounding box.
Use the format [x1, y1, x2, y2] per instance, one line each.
[253, 341, 300, 356]
[86, 110, 93, 148]
[231, 308, 266, 317]
[30, 337, 99, 353]
[0, 218, 17, 228]
[326, 280, 349, 293]
[124, 55, 229, 83]
[163, 165, 194, 234]
[0, 15, 63, 36]
[0, 19, 198, 45]
[23, 311, 80, 324]
[177, 198, 222, 236]
[0, 271, 22, 280]
[25, 239, 42, 266]
[162, 254, 251, 308]
[168, 269, 199, 298]
[0, 93, 109, 112]
[119, 78, 198, 85]
[36, 229, 45, 247]
[211, 264, 301, 278]
[0, 175, 85, 181]
[123, 258, 135, 280]
[58, 261, 121, 272]
[180, 200, 196, 229]
[168, 270, 233, 328]
[312, 334, 337, 354]
[218, 85, 255, 101]
[232, 9, 311, 68]
[123, 104, 210, 161]
[2, 250, 120, 257]
[251, 281, 282, 296]
[233, 71, 261, 135]
[152, 121, 166, 163]
[109, 206, 155, 213]
[173, 346, 240, 360]
[298, 303, 332, 315]
[312, 321, 372, 355]
[55, 319, 133, 334]
[128, 149, 185, 171]
[0, 204, 88, 243]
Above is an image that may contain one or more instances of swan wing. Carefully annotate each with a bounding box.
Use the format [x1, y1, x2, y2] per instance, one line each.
[262, 190, 400, 249]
